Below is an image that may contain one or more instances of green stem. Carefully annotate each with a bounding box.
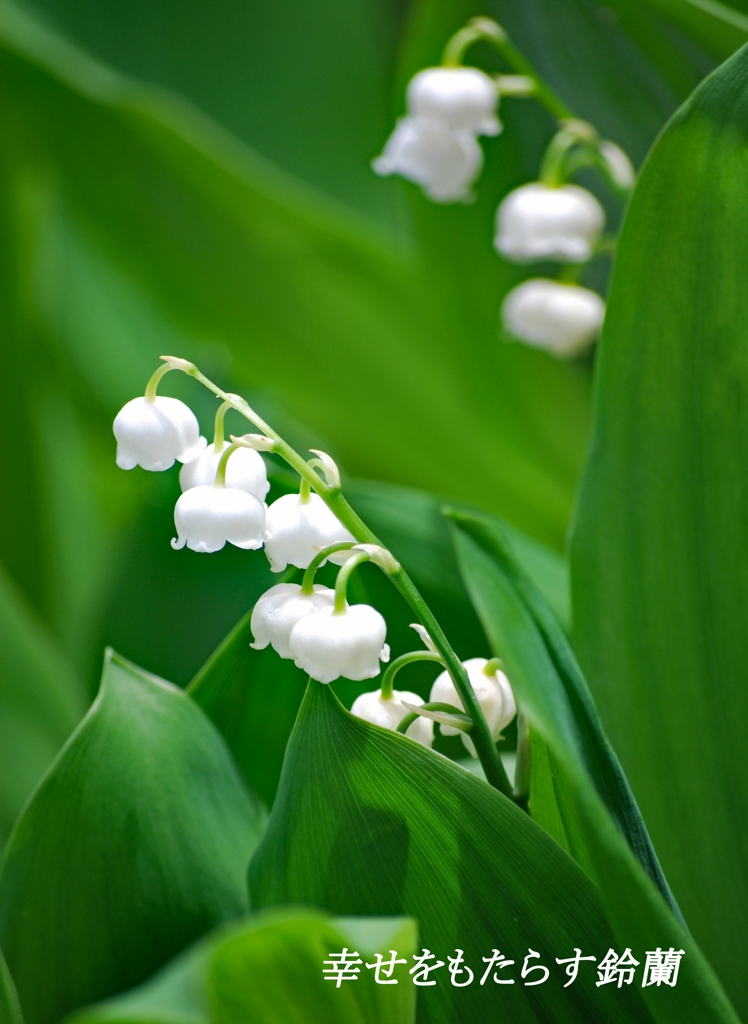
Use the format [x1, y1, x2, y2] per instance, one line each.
[301, 542, 356, 594]
[380, 651, 444, 700]
[442, 17, 572, 121]
[144, 362, 172, 403]
[513, 709, 531, 813]
[168, 358, 514, 799]
[333, 549, 370, 614]
[213, 442, 239, 487]
[212, 400, 233, 451]
[299, 478, 312, 503]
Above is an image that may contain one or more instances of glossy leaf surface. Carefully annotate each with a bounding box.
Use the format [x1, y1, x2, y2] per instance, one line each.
[449, 513, 740, 1024]
[72, 909, 416, 1024]
[0, 652, 266, 1024]
[250, 681, 656, 1024]
[570, 39, 748, 1019]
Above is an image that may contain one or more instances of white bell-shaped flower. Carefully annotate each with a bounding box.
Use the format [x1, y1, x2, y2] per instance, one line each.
[501, 278, 605, 358]
[113, 396, 205, 472]
[406, 67, 501, 136]
[351, 689, 433, 747]
[264, 492, 354, 573]
[250, 582, 334, 659]
[172, 485, 265, 553]
[430, 657, 516, 757]
[372, 118, 484, 203]
[494, 183, 605, 264]
[289, 603, 389, 684]
[179, 442, 269, 501]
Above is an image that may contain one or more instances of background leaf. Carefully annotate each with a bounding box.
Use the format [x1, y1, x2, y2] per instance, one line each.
[570, 39, 748, 1020]
[71, 909, 417, 1024]
[449, 513, 739, 1024]
[250, 681, 657, 1024]
[0, 562, 86, 846]
[0, 951, 22, 1024]
[0, 651, 266, 1024]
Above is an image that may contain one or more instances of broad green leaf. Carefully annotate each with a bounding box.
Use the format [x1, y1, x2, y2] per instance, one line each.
[0, 0, 592, 548]
[188, 602, 308, 811]
[449, 513, 739, 1024]
[0, 561, 86, 846]
[570, 39, 748, 1020]
[0, 950, 22, 1024]
[250, 681, 657, 1024]
[70, 909, 416, 1024]
[0, 651, 266, 1024]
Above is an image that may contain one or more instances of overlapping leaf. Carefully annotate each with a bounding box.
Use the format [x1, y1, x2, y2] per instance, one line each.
[249, 681, 657, 1024]
[449, 511, 739, 1023]
[0, 651, 266, 1024]
[70, 909, 416, 1024]
[570, 38, 748, 1020]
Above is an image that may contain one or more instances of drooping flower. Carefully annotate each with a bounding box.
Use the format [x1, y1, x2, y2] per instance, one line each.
[289, 603, 389, 684]
[113, 396, 205, 472]
[264, 493, 354, 573]
[172, 485, 265, 553]
[494, 183, 605, 264]
[179, 442, 269, 501]
[406, 67, 501, 136]
[501, 278, 605, 358]
[351, 688, 434, 747]
[250, 582, 335, 659]
[372, 118, 484, 203]
[430, 657, 516, 757]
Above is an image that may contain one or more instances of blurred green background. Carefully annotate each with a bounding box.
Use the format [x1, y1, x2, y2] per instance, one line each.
[4, 0, 748, 992]
[2, 0, 747, 833]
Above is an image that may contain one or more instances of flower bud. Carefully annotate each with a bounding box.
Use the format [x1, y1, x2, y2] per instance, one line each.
[113, 396, 205, 472]
[179, 443, 269, 501]
[501, 278, 605, 358]
[351, 689, 433, 747]
[264, 493, 354, 573]
[372, 119, 484, 203]
[406, 67, 501, 136]
[289, 604, 389, 684]
[250, 582, 334, 659]
[430, 657, 516, 757]
[172, 485, 265, 553]
[494, 183, 604, 264]
[598, 141, 635, 189]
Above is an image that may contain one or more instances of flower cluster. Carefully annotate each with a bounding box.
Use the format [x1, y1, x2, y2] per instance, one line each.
[373, 67, 501, 202]
[113, 377, 393, 686]
[114, 360, 519, 795]
[371, 17, 636, 359]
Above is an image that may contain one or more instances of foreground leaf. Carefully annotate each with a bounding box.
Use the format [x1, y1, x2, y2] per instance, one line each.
[71, 909, 416, 1024]
[250, 681, 655, 1024]
[0, 651, 266, 1024]
[449, 513, 739, 1024]
[570, 38, 748, 1019]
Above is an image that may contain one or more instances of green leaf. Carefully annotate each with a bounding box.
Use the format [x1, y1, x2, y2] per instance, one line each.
[0, 561, 86, 846]
[570, 39, 748, 1020]
[449, 512, 739, 1024]
[188, 602, 309, 810]
[0, 950, 22, 1024]
[250, 681, 658, 1023]
[0, 650, 266, 1024]
[70, 909, 416, 1024]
